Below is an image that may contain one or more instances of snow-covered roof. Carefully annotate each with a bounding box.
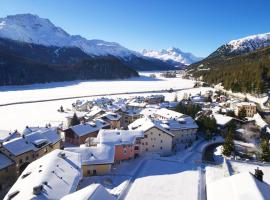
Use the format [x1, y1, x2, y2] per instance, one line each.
[4, 150, 82, 200]
[236, 102, 257, 107]
[65, 144, 115, 165]
[96, 129, 144, 146]
[252, 113, 268, 129]
[102, 112, 121, 121]
[0, 153, 14, 170]
[86, 106, 104, 118]
[3, 128, 60, 156]
[61, 184, 115, 200]
[154, 108, 184, 119]
[70, 120, 109, 137]
[155, 117, 198, 131]
[0, 129, 18, 142]
[128, 117, 174, 137]
[207, 172, 270, 200]
[213, 114, 233, 126]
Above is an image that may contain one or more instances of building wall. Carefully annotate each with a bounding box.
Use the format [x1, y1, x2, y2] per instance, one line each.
[171, 128, 197, 144]
[235, 105, 257, 117]
[110, 120, 121, 129]
[65, 130, 98, 146]
[140, 127, 173, 155]
[82, 164, 111, 176]
[0, 164, 16, 195]
[114, 144, 134, 162]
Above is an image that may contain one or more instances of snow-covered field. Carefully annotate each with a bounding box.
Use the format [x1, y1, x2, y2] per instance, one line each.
[125, 159, 199, 200]
[0, 73, 210, 132]
[0, 72, 194, 105]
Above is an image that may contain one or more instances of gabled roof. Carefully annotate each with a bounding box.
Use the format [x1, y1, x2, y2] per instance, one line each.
[65, 144, 115, 165]
[128, 117, 174, 137]
[0, 130, 18, 142]
[3, 127, 60, 156]
[0, 153, 14, 170]
[207, 172, 270, 200]
[154, 108, 184, 119]
[69, 120, 109, 137]
[213, 114, 233, 127]
[97, 129, 144, 145]
[61, 184, 115, 200]
[4, 150, 82, 200]
[101, 112, 121, 121]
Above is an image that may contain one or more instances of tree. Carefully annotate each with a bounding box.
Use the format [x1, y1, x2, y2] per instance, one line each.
[226, 110, 235, 117]
[260, 138, 270, 162]
[196, 115, 218, 139]
[222, 130, 234, 157]
[175, 102, 202, 118]
[70, 113, 80, 126]
[59, 105, 64, 112]
[238, 107, 246, 119]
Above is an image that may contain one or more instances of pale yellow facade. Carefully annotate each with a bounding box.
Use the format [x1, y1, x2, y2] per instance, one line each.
[82, 164, 111, 176]
[139, 127, 173, 155]
[235, 103, 257, 117]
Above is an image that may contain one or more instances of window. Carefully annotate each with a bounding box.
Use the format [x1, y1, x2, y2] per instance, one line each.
[123, 149, 127, 155]
[144, 134, 148, 138]
[160, 147, 163, 150]
[5, 168, 8, 172]
[134, 146, 139, 150]
[146, 148, 148, 152]
[25, 156, 29, 161]
[161, 140, 163, 143]
[19, 159, 22, 164]
[145, 142, 148, 145]
[152, 145, 154, 148]
[87, 170, 91, 175]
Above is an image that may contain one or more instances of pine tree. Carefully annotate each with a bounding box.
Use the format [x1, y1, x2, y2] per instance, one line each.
[222, 130, 234, 157]
[260, 138, 270, 162]
[70, 113, 80, 126]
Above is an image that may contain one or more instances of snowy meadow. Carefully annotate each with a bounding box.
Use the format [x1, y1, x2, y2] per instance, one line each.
[0, 72, 200, 131]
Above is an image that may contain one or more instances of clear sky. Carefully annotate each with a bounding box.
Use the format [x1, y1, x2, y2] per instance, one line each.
[1, 0, 270, 57]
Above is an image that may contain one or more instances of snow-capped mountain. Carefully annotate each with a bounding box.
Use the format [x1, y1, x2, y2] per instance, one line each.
[0, 14, 138, 58]
[141, 47, 203, 66]
[228, 32, 270, 53]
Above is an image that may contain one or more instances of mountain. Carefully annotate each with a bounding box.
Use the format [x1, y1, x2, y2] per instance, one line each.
[188, 33, 270, 94]
[0, 37, 139, 86]
[141, 47, 203, 66]
[0, 14, 174, 71]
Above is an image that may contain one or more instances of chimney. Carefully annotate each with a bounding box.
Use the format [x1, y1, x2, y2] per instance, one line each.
[33, 185, 43, 195]
[254, 167, 264, 182]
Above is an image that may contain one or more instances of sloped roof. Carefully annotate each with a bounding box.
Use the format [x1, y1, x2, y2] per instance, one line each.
[4, 150, 82, 200]
[65, 144, 115, 165]
[207, 172, 270, 200]
[61, 184, 115, 200]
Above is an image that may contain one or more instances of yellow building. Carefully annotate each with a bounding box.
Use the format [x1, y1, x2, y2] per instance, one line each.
[65, 144, 114, 177]
[235, 102, 257, 117]
[0, 127, 61, 178]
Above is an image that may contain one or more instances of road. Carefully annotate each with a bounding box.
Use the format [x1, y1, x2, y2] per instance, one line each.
[0, 87, 193, 107]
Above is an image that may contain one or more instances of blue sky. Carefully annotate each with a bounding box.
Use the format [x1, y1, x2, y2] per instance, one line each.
[1, 0, 270, 57]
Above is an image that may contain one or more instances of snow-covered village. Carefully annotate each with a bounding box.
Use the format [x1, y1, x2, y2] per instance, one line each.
[1, 71, 270, 200]
[1, 1, 270, 200]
